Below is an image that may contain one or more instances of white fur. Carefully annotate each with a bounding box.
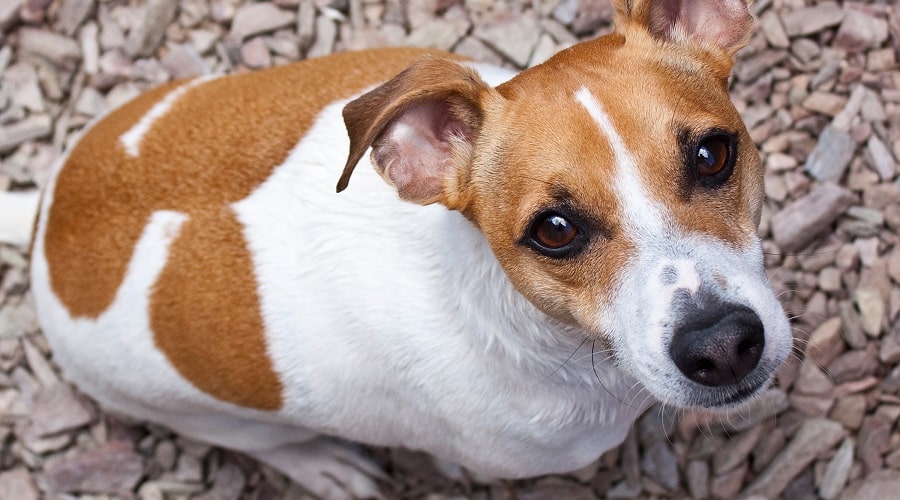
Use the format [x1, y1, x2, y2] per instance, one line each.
[604, 235, 791, 407]
[574, 87, 668, 238]
[0, 191, 40, 247]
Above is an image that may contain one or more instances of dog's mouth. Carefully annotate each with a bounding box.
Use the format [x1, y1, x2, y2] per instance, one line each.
[677, 358, 780, 409]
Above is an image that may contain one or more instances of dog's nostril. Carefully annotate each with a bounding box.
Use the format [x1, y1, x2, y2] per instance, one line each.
[670, 308, 764, 387]
[691, 360, 716, 383]
[737, 337, 760, 357]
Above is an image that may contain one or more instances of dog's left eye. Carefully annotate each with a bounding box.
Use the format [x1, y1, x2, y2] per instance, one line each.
[527, 212, 581, 257]
[693, 135, 735, 187]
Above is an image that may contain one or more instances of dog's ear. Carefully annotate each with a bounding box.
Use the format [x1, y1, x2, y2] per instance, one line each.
[612, 0, 756, 56]
[337, 57, 493, 206]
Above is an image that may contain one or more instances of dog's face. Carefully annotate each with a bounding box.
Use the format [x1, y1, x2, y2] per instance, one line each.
[339, 0, 792, 409]
[467, 36, 791, 408]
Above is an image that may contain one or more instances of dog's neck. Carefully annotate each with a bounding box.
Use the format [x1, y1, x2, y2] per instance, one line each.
[410, 206, 647, 407]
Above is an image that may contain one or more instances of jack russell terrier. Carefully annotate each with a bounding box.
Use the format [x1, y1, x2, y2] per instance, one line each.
[5, 0, 792, 497]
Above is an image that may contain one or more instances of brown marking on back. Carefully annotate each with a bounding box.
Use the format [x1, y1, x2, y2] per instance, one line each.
[150, 207, 282, 410]
[44, 79, 187, 317]
[43, 47, 457, 410]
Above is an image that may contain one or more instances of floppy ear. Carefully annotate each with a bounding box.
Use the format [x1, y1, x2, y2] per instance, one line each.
[612, 0, 756, 56]
[337, 57, 493, 206]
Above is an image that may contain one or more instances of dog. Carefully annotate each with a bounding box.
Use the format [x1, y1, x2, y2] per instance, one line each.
[5, 0, 792, 497]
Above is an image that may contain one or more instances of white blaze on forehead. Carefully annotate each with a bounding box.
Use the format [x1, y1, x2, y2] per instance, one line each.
[574, 87, 668, 238]
[120, 75, 219, 157]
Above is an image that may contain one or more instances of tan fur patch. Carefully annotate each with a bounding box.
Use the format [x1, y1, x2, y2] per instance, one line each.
[45, 80, 187, 318]
[150, 208, 282, 410]
[43, 48, 451, 410]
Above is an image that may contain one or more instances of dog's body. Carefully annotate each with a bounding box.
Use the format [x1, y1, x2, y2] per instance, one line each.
[31, 48, 642, 480]
[22, 0, 792, 496]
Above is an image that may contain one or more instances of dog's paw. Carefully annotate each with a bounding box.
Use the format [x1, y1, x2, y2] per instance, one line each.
[249, 438, 385, 499]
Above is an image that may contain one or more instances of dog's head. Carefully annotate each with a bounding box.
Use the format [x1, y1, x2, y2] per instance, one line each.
[338, 0, 791, 409]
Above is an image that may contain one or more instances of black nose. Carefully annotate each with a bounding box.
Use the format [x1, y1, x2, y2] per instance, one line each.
[669, 308, 765, 387]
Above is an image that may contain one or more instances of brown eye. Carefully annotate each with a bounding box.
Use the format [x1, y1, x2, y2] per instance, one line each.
[696, 137, 730, 177]
[532, 213, 577, 250]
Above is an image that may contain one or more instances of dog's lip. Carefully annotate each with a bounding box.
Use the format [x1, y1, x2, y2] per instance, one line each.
[713, 381, 764, 406]
[683, 381, 765, 409]
[680, 362, 776, 409]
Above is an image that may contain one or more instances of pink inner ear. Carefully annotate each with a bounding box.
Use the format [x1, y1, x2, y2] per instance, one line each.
[371, 100, 472, 203]
[652, 0, 753, 52]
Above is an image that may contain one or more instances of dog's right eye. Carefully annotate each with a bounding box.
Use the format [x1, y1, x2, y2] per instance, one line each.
[526, 212, 583, 258]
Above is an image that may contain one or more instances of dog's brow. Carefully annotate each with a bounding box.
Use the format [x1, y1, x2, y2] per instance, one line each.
[551, 183, 573, 202]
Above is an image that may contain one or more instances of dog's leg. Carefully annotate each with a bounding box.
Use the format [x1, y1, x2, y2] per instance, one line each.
[247, 437, 386, 500]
